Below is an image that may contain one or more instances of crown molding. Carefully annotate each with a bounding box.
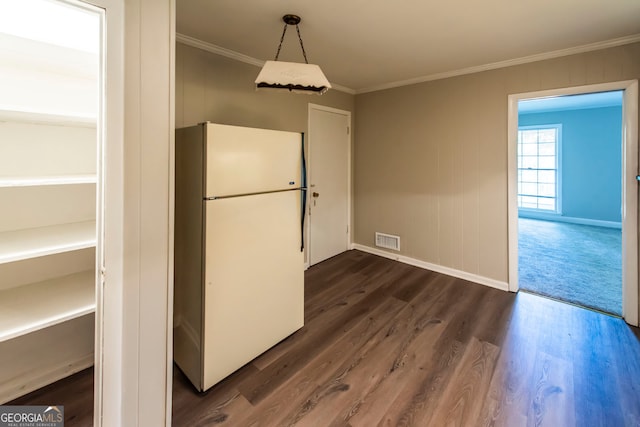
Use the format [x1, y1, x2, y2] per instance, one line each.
[328, 83, 356, 95]
[177, 32, 640, 96]
[356, 33, 640, 94]
[176, 33, 356, 95]
[176, 33, 264, 67]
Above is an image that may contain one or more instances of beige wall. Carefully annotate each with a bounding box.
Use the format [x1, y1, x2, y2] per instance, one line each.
[176, 39, 640, 288]
[354, 42, 640, 283]
[175, 43, 355, 132]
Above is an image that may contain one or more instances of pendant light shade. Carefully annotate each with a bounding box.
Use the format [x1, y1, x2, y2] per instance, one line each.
[256, 61, 331, 94]
[255, 14, 331, 95]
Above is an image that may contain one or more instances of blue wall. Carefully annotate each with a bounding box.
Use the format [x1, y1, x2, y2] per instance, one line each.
[519, 106, 622, 223]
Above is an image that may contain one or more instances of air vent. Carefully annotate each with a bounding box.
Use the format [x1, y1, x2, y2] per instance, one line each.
[375, 232, 400, 251]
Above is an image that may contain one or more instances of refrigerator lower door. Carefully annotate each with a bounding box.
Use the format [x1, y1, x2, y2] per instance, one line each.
[202, 190, 304, 389]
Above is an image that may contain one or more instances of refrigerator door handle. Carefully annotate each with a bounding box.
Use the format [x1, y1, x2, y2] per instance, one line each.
[300, 133, 307, 252]
[301, 188, 307, 252]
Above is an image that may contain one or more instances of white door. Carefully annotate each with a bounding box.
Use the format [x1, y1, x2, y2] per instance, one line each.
[308, 105, 351, 266]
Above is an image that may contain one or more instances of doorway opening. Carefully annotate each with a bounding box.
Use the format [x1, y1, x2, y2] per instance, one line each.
[0, 0, 103, 413]
[517, 92, 623, 315]
[507, 81, 639, 326]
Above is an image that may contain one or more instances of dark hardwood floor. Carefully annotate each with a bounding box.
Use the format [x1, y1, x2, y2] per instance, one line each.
[10, 250, 640, 426]
[8, 365, 93, 426]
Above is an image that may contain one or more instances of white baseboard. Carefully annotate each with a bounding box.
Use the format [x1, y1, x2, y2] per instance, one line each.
[0, 353, 93, 404]
[518, 212, 622, 229]
[351, 244, 509, 292]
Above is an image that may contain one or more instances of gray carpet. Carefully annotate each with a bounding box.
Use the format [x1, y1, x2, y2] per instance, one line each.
[518, 217, 622, 315]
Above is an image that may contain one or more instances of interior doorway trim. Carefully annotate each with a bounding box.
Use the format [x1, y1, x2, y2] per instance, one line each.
[507, 80, 639, 326]
[306, 103, 352, 268]
[80, 0, 124, 425]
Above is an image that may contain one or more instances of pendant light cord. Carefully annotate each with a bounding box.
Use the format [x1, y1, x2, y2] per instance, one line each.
[273, 23, 309, 64]
[295, 24, 309, 64]
[273, 23, 288, 61]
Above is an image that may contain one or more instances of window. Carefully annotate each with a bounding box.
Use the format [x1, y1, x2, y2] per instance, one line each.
[517, 125, 561, 212]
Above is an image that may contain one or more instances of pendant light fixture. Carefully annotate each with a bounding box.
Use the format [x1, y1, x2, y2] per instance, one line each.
[255, 14, 331, 95]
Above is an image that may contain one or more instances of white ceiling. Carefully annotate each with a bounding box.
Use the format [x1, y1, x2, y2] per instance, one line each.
[176, 0, 640, 94]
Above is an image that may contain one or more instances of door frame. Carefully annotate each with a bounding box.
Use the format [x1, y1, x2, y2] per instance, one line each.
[507, 80, 639, 326]
[77, 0, 124, 424]
[306, 103, 352, 268]
[86, 0, 175, 425]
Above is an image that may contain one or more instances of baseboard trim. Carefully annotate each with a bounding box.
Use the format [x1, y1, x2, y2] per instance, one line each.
[518, 212, 622, 229]
[351, 244, 510, 292]
[0, 353, 93, 404]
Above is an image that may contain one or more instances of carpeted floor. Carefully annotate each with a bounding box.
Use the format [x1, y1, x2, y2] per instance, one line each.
[518, 217, 622, 315]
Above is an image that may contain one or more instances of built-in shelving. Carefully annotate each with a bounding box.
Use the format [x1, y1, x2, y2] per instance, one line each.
[0, 17, 100, 403]
[0, 270, 95, 342]
[0, 175, 96, 188]
[0, 107, 96, 127]
[0, 221, 96, 264]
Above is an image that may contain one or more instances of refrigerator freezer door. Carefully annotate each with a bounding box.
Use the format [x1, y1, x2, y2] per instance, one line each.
[205, 123, 302, 198]
[202, 190, 304, 389]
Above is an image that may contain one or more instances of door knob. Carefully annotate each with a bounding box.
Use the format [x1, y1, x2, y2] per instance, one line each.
[312, 192, 319, 198]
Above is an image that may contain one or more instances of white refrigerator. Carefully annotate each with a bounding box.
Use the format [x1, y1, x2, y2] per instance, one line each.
[174, 122, 305, 391]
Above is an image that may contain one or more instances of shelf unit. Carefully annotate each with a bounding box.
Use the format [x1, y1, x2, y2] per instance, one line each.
[0, 221, 96, 264]
[0, 175, 97, 188]
[0, 28, 99, 403]
[0, 270, 95, 342]
[0, 120, 97, 401]
[0, 107, 96, 127]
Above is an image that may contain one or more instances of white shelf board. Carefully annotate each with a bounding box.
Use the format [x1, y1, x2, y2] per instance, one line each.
[0, 221, 96, 264]
[0, 175, 96, 188]
[0, 107, 96, 127]
[0, 269, 95, 342]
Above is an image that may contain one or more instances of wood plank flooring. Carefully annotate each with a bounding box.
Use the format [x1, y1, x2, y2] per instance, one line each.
[10, 250, 640, 426]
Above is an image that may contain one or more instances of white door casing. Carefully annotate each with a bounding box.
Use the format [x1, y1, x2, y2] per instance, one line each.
[90, 0, 175, 426]
[78, 0, 123, 425]
[307, 104, 351, 266]
[507, 80, 639, 327]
